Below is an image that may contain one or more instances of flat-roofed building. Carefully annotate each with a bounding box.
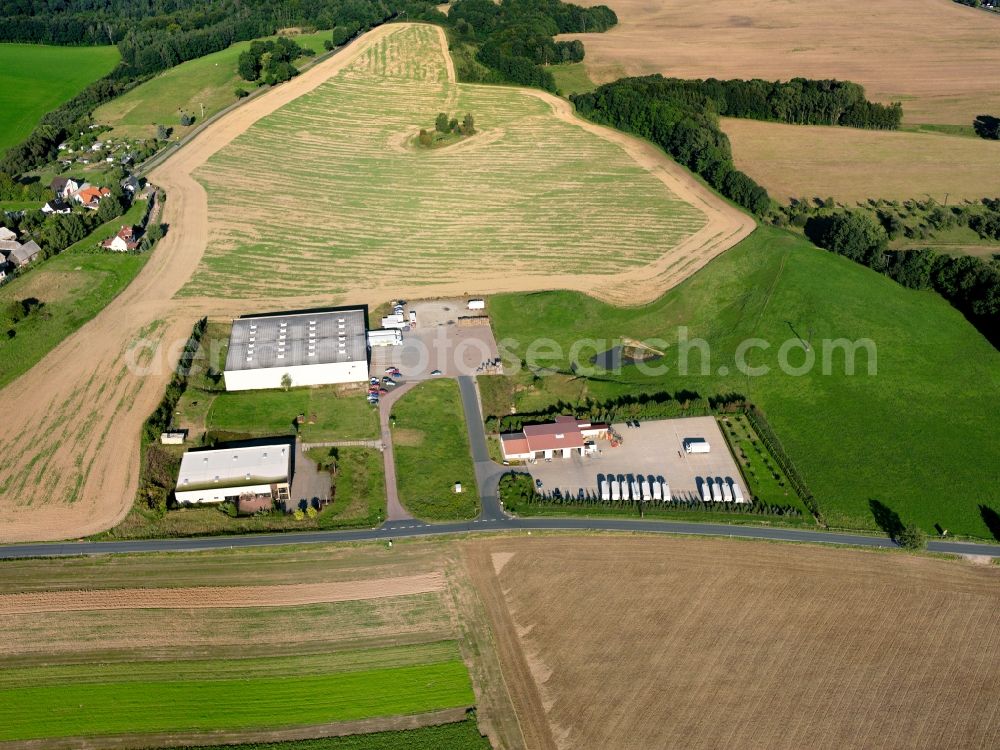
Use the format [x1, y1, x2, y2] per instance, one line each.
[175, 443, 292, 506]
[223, 308, 368, 391]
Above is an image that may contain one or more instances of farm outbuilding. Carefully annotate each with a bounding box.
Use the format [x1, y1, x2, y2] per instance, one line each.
[223, 309, 369, 391]
[175, 443, 292, 507]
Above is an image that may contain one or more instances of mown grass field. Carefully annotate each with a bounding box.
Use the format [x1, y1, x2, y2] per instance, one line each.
[185, 24, 706, 298]
[0, 199, 149, 388]
[94, 30, 331, 140]
[166, 719, 491, 749]
[0, 646, 472, 741]
[391, 379, 478, 520]
[0, 43, 119, 152]
[488, 226, 1000, 539]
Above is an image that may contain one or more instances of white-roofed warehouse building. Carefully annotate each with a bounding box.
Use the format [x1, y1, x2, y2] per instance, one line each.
[223, 308, 369, 391]
[175, 443, 292, 508]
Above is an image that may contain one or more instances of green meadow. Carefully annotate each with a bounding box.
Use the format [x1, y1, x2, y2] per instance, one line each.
[0, 42, 119, 152]
[0, 643, 474, 742]
[392, 379, 479, 520]
[489, 226, 1000, 539]
[94, 30, 331, 139]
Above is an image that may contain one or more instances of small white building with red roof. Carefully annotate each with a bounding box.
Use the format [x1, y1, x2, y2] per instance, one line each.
[500, 416, 608, 461]
[101, 225, 139, 251]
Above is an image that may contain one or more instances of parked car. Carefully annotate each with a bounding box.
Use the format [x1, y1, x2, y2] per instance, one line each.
[430, 369, 442, 375]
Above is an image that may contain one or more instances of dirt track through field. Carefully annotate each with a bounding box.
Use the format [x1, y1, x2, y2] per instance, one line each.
[0, 572, 444, 614]
[0, 24, 750, 543]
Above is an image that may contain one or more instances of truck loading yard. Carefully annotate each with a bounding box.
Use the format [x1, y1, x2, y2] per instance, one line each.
[523, 416, 748, 503]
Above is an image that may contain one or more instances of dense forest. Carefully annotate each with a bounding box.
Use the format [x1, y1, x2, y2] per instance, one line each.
[448, 0, 616, 91]
[639, 77, 902, 130]
[572, 79, 772, 214]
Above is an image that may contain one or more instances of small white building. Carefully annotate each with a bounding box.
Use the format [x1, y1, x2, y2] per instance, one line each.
[175, 443, 291, 505]
[368, 328, 402, 347]
[223, 309, 369, 391]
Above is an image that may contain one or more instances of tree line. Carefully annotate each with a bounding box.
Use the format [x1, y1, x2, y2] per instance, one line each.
[447, 0, 616, 92]
[571, 78, 772, 214]
[804, 210, 1000, 346]
[641, 77, 902, 130]
[238, 37, 310, 85]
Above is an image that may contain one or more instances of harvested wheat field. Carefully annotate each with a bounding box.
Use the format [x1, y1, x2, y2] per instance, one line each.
[0, 23, 748, 544]
[567, 0, 1000, 127]
[186, 23, 749, 303]
[466, 536, 1000, 750]
[723, 118, 1000, 203]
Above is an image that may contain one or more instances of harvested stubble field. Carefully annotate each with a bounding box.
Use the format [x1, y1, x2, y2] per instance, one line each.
[467, 536, 1000, 750]
[563, 0, 1000, 201]
[185, 23, 740, 303]
[0, 541, 517, 748]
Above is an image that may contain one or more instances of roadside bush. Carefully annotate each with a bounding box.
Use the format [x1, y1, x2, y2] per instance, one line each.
[896, 522, 927, 550]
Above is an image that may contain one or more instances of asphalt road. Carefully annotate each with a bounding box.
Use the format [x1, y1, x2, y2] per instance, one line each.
[1, 376, 997, 560]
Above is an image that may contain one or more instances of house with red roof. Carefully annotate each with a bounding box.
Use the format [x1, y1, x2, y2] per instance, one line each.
[72, 185, 111, 209]
[101, 225, 140, 252]
[500, 416, 608, 461]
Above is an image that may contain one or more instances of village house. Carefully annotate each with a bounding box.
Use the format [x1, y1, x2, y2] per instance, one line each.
[72, 185, 111, 209]
[0, 227, 16, 242]
[49, 176, 81, 199]
[7, 240, 42, 268]
[500, 416, 609, 462]
[101, 225, 140, 251]
[42, 199, 72, 215]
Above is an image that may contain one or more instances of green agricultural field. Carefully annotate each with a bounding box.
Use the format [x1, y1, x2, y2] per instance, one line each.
[208, 387, 379, 441]
[0, 643, 474, 742]
[185, 24, 706, 298]
[391, 379, 479, 520]
[164, 719, 491, 749]
[94, 31, 331, 140]
[488, 226, 1000, 539]
[549, 61, 597, 95]
[0, 43, 119, 152]
[0, 199, 149, 388]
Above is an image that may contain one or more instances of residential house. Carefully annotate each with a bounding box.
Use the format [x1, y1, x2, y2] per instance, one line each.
[42, 199, 72, 215]
[101, 225, 140, 251]
[8, 240, 42, 268]
[49, 176, 81, 199]
[121, 175, 141, 194]
[0, 227, 16, 242]
[72, 185, 111, 209]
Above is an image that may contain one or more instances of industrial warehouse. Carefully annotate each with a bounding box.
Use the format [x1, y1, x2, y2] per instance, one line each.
[174, 442, 292, 510]
[223, 308, 370, 391]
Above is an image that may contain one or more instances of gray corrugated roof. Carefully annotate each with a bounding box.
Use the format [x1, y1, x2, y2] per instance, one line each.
[224, 309, 367, 372]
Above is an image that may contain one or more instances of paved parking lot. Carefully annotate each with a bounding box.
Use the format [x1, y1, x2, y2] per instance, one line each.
[369, 299, 500, 381]
[525, 416, 748, 502]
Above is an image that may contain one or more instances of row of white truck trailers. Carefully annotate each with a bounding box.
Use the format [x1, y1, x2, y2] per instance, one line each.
[698, 476, 745, 503]
[599, 474, 670, 502]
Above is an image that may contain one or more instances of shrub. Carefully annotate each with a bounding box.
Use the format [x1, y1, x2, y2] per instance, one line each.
[896, 522, 927, 550]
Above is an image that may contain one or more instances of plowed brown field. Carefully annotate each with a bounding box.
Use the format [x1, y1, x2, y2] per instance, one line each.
[469, 536, 1000, 750]
[0, 572, 444, 614]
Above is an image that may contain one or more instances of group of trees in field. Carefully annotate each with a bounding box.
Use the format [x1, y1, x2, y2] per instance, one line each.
[973, 115, 1000, 140]
[448, 0, 616, 91]
[804, 209, 1000, 345]
[640, 77, 902, 130]
[238, 37, 309, 84]
[572, 78, 772, 214]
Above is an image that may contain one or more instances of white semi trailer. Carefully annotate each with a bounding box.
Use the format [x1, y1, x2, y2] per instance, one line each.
[733, 484, 745, 503]
[722, 482, 734, 502]
[600, 479, 610, 502]
[611, 480, 621, 501]
[663, 481, 671, 502]
[652, 481, 662, 501]
[710, 481, 723, 502]
[641, 479, 652, 501]
[700, 479, 712, 502]
[630, 479, 641, 500]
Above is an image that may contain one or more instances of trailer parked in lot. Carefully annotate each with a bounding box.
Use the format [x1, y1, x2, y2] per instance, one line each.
[600, 479, 610, 502]
[700, 479, 712, 502]
[611, 480, 621, 501]
[630, 478, 640, 500]
[722, 481, 734, 502]
[684, 437, 710, 454]
[733, 483, 745, 504]
[663, 481, 671, 502]
[641, 479, 652, 501]
[652, 481, 662, 501]
[710, 481, 723, 502]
